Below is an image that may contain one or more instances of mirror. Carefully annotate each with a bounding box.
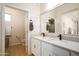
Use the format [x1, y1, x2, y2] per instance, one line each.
[40, 11, 55, 33]
[61, 10, 78, 35]
[46, 18, 55, 33]
[40, 4, 79, 35]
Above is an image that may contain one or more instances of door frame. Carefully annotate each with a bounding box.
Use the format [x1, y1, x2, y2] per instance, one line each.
[2, 4, 29, 55]
[1, 4, 5, 56]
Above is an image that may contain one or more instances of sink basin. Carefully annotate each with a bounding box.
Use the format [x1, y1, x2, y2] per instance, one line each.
[43, 37, 51, 40]
[43, 37, 59, 40]
[60, 40, 71, 44]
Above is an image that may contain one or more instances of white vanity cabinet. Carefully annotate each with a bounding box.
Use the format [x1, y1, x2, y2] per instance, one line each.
[41, 42, 55, 56]
[31, 37, 70, 56]
[31, 36, 79, 56]
[31, 38, 41, 56]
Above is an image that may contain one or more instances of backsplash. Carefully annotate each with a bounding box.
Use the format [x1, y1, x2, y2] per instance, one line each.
[45, 33, 59, 38]
[45, 33, 79, 42]
[62, 35, 79, 42]
[32, 32, 79, 42]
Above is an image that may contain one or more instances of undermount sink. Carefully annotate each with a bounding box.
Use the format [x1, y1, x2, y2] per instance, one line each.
[60, 40, 71, 44]
[43, 37, 52, 40]
[43, 36, 70, 44]
[43, 36, 59, 40]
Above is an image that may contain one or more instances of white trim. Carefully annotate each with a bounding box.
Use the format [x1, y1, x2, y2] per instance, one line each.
[24, 11, 28, 53]
[1, 4, 5, 55]
[2, 4, 29, 55]
[5, 4, 28, 12]
[40, 3, 64, 15]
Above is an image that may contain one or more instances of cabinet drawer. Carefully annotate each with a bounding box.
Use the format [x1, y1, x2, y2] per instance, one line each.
[41, 42, 54, 56]
[53, 46, 69, 56]
[42, 48, 54, 56]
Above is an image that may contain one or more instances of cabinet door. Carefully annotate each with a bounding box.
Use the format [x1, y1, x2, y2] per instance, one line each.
[71, 52, 79, 56]
[31, 38, 41, 56]
[31, 38, 36, 55]
[41, 42, 54, 56]
[53, 46, 69, 56]
[42, 48, 54, 56]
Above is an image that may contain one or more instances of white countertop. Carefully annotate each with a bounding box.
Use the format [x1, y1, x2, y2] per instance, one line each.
[32, 35, 79, 53]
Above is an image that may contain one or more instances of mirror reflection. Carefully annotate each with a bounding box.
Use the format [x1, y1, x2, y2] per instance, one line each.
[46, 18, 55, 33]
[40, 4, 79, 35]
[61, 10, 78, 35]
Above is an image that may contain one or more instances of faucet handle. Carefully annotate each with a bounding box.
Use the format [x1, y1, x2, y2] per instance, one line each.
[41, 33, 45, 37]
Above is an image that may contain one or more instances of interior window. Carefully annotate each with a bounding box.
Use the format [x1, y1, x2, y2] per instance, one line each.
[5, 13, 11, 36]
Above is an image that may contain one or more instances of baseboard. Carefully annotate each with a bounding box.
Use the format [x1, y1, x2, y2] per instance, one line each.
[9, 43, 21, 46]
[28, 53, 34, 56]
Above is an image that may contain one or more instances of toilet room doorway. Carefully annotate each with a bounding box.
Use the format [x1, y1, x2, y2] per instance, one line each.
[4, 5, 28, 56]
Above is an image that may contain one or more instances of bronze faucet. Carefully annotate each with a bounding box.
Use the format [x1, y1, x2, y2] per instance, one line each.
[57, 34, 62, 40]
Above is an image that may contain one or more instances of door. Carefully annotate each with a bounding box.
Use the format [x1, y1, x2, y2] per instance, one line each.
[5, 6, 26, 46]
[31, 38, 41, 56]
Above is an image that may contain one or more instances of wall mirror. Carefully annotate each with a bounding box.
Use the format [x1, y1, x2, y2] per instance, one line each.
[46, 18, 55, 33]
[40, 4, 79, 35]
[40, 11, 55, 33]
[61, 9, 79, 35]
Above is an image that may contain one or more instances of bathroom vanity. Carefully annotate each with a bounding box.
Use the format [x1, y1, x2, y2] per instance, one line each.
[31, 4, 79, 56]
[31, 35, 79, 56]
